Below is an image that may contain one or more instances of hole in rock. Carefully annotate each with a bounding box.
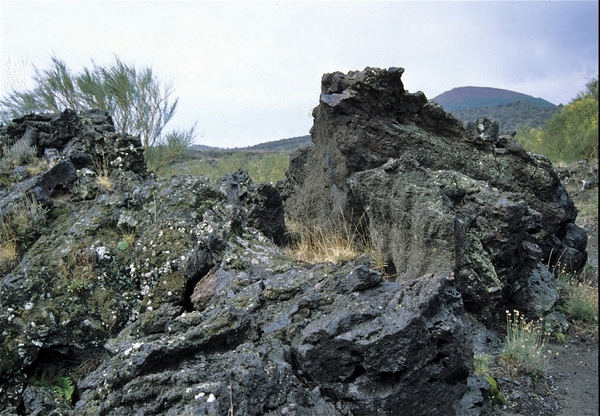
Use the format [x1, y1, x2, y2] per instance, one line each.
[347, 364, 367, 382]
[376, 370, 405, 383]
[183, 262, 214, 312]
[22, 345, 103, 406]
[436, 338, 450, 348]
[50, 184, 70, 199]
[432, 353, 449, 364]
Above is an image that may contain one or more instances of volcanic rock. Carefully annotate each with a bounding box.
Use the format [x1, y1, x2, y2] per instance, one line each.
[285, 67, 586, 319]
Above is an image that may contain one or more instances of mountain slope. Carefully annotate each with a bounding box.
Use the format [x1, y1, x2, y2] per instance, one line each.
[449, 100, 560, 133]
[432, 87, 559, 133]
[432, 86, 556, 111]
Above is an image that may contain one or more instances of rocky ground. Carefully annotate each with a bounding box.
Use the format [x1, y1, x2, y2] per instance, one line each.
[491, 163, 598, 416]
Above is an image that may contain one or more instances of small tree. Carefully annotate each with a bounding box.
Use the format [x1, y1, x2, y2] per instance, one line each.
[0, 55, 196, 169]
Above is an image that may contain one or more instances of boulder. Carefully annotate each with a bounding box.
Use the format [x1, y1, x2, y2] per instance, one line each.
[285, 67, 586, 319]
[73, 260, 472, 416]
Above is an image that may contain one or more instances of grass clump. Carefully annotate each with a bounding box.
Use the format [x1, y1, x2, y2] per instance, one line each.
[0, 135, 37, 168]
[564, 283, 599, 323]
[0, 196, 48, 271]
[285, 220, 364, 264]
[557, 269, 598, 337]
[499, 310, 549, 377]
[285, 212, 371, 265]
[473, 352, 493, 376]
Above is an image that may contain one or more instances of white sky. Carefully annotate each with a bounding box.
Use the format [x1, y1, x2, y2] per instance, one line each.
[1, 1, 598, 148]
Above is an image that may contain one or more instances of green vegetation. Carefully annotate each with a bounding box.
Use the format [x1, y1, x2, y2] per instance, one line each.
[499, 310, 549, 377]
[0, 55, 196, 171]
[483, 375, 507, 406]
[557, 269, 598, 336]
[159, 150, 290, 183]
[516, 78, 598, 163]
[31, 372, 76, 403]
[473, 352, 493, 376]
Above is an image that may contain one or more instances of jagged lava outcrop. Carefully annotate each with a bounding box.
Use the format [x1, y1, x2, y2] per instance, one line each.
[285, 67, 586, 319]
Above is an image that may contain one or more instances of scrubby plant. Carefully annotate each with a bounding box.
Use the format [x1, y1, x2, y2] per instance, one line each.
[0, 55, 197, 171]
[0, 135, 37, 168]
[144, 125, 198, 173]
[499, 310, 549, 377]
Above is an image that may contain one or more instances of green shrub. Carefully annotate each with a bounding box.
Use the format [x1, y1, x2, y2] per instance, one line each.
[516, 78, 598, 163]
[144, 125, 196, 173]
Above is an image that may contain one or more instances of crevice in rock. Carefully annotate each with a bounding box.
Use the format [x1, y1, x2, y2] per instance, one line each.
[183, 263, 214, 312]
[376, 370, 405, 384]
[346, 364, 367, 383]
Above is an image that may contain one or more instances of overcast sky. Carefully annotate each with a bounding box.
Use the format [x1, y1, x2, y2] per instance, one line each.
[1, 1, 598, 148]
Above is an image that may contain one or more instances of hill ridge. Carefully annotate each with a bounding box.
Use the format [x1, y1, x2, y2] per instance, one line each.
[433, 86, 556, 111]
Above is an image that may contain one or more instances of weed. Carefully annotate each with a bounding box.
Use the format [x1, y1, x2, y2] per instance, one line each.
[499, 310, 549, 377]
[473, 352, 493, 376]
[120, 227, 137, 245]
[0, 239, 18, 269]
[285, 212, 370, 264]
[367, 242, 397, 280]
[0, 196, 48, 271]
[57, 245, 97, 294]
[52, 375, 75, 402]
[563, 282, 598, 323]
[93, 152, 113, 193]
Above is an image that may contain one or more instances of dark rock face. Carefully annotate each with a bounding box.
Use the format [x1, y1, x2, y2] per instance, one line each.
[73, 265, 471, 416]
[0, 107, 475, 415]
[221, 168, 291, 246]
[286, 67, 586, 319]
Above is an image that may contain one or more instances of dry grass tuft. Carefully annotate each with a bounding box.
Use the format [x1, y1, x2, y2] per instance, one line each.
[285, 213, 371, 265]
[0, 239, 19, 269]
[285, 220, 362, 264]
[96, 171, 112, 192]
